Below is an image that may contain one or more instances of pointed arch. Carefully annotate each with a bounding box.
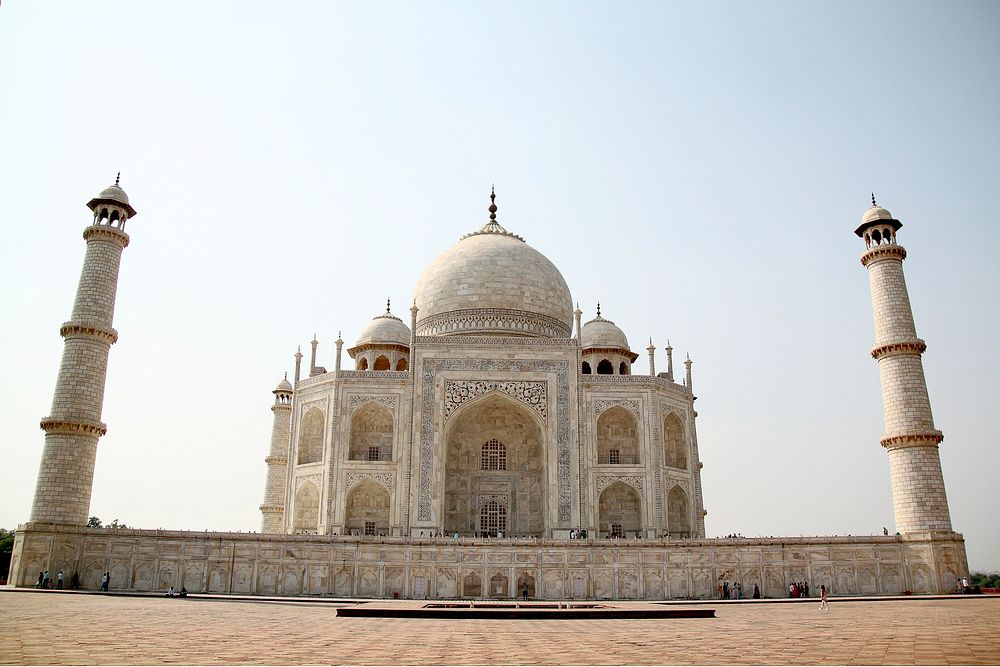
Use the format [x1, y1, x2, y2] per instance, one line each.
[297, 407, 324, 464]
[345, 480, 390, 536]
[598, 481, 642, 538]
[663, 412, 687, 469]
[373, 355, 391, 371]
[597, 359, 614, 374]
[395, 357, 408, 371]
[349, 402, 393, 461]
[581, 361, 592, 374]
[358, 357, 369, 370]
[619, 361, 629, 375]
[597, 405, 640, 465]
[666, 484, 691, 538]
[293, 481, 320, 533]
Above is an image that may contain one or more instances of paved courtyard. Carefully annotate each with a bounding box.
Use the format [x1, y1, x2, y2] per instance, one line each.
[1, 590, 998, 665]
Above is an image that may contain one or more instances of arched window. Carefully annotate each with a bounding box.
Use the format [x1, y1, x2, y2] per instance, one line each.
[395, 358, 408, 371]
[350, 403, 394, 461]
[581, 361, 592, 374]
[619, 361, 629, 375]
[667, 485, 691, 538]
[373, 355, 390, 371]
[358, 357, 369, 370]
[480, 500, 506, 537]
[597, 359, 614, 375]
[297, 407, 324, 464]
[293, 482, 320, 533]
[480, 438, 507, 470]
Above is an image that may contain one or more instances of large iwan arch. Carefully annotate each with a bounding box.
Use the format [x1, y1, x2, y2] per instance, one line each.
[345, 480, 390, 536]
[349, 402, 393, 461]
[297, 407, 324, 464]
[598, 482, 642, 538]
[597, 406, 640, 465]
[293, 482, 320, 533]
[444, 393, 546, 537]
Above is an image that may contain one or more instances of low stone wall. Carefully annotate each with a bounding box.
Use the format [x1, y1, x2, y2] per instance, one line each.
[7, 523, 968, 598]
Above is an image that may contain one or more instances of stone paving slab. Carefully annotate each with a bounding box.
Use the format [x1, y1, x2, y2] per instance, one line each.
[0, 590, 998, 665]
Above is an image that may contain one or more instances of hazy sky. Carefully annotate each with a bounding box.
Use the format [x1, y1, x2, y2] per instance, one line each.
[1, 2, 997, 571]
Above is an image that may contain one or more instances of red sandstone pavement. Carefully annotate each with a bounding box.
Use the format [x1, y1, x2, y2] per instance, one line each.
[1, 590, 998, 665]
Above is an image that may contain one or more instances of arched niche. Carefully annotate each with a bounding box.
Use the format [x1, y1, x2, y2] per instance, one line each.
[345, 480, 390, 536]
[358, 357, 369, 370]
[596, 359, 614, 375]
[597, 406, 640, 465]
[581, 361, 592, 374]
[395, 357, 408, 371]
[373, 355, 391, 371]
[663, 412, 687, 469]
[293, 482, 320, 533]
[444, 393, 546, 537]
[598, 482, 642, 538]
[349, 402, 393, 461]
[297, 407, 324, 464]
[666, 485, 691, 538]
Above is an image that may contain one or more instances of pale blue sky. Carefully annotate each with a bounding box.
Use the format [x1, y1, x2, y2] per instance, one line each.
[1, 1, 997, 570]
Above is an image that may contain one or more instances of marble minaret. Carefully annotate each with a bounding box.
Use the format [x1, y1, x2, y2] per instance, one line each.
[31, 176, 136, 525]
[857, 196, 952, 534]
[260, 375, 293, 532]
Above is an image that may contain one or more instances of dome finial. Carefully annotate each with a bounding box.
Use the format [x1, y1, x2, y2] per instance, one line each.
[386, 296, 391, 313]
[489, 185, 497, 222]
[284, 371, 288, 381]
[871, 192, 877, 208]
[115, 171, 120, 186]
[596, 301, 601, 317]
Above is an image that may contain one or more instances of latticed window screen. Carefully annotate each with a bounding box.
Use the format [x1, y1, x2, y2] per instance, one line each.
[480, 439, 507, 470]
[364, 521, 376, 536]
[368, 446, 381, 461]
[610, 523, 623, 538]
[609, 449, 621, 465]
[480, 500, 506, 536]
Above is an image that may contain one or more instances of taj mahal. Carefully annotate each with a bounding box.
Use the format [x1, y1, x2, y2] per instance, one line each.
[6, 180, 968, 600]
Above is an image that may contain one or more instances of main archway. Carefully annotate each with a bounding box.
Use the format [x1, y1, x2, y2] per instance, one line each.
[444, 393, 546, 537]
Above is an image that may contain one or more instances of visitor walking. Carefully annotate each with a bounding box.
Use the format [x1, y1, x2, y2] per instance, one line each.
[752, 583, 761, 599]
[57, 570, 64, 589]
[36, 572, 43, 589]
[819, 584, 829, 611]
[42, 569, 50, 589]
[101, 571, 110, 592]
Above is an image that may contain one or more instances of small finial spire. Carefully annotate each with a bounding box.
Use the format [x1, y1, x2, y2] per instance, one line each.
[596, 302, 601, 317]
[489, 186, 497, 221]
[386, 297, 391, 313]
[115, 171, 120, 186]
[284, 372, 288, 380]
[871, 192, 877, 207]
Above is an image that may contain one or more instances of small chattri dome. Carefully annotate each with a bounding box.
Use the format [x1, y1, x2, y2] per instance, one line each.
[581, 308, 629, 350]
[861, 205, 894, 225]
[274, 377, 293, 393]
[87, 173, 137, 217]
[99, 184, 131, 206]
[854, 194, 902, 238]
[355, 306, 411, 347]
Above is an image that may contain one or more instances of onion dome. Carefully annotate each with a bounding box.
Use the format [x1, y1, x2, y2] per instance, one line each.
[581, 304, 630, 350]
[87, 172, 137, 217]
[355, 300, 411, 347]
[274, 375, 293, 393]
[411, 189, 573, 337]
[855, 193, 901, 237]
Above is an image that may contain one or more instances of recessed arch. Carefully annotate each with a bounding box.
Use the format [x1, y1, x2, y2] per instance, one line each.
[358, 357, 369, 370]
[619, 361, 629, 375]
[581, 361, 592, 374]
[598, 482, 642, 538]
[293, 482, 320, 533]
[663, 412, 687, 469]
[444, 392, 546, 537]
[345, 480, 390, 536]
[373, 355, 391, 371]
[297, 407, 324, 464]
[395, 357, 408, 371]
[667, 485, 691, 538]
[597, 359, 614, 375]
[350, 402, 393, 461]
[597, 405, 639, 465]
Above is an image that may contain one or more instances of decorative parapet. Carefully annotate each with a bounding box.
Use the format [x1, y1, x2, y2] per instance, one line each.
[82, 224, 129, 247]
[39, 418, 107, 437]
[881, 431, 944, 450]
[871, 340, 927, 359]
[444, 380, 547, 423]
[59, 322, 118, 344]
[861, 244, 906, 267]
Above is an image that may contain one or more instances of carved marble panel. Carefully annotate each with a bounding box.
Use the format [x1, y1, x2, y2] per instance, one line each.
[345, 471, 394, 491]
[444, 380, 547, 423]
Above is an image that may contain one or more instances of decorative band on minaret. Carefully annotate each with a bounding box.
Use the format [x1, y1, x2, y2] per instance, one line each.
[856, 196, 952, 534]
[30, 177, 136, 525]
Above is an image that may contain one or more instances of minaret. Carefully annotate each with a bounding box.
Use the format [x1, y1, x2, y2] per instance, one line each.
[31, 176, 136, 525]
[665, 340, 674, 381]
[646, 338, 656, 376]
[260, 374, 293, 532]
[574, 303, 583, 343]
[309, 334, 319, 376]
[334, 332, 344, 373]
[857, 196, 952, 533]
[293, 346, 303, 384]
[684, 353, 693, 394]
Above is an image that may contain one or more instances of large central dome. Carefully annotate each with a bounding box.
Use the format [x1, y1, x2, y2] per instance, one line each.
[412, 193, 573, 338]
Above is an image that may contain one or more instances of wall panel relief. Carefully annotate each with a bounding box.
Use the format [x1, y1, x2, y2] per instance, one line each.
[444, 380, 547, 423]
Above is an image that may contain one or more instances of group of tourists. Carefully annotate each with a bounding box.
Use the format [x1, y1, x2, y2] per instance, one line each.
[789, 581, 810, 597]
[717, 580, 761, 599]
[35, 569, 77, 589]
